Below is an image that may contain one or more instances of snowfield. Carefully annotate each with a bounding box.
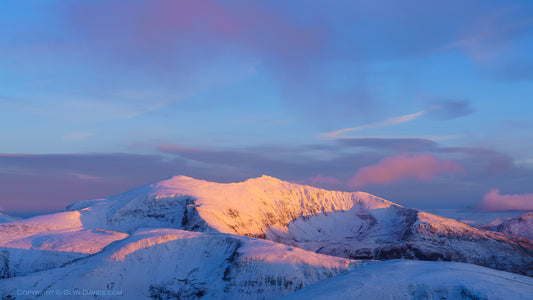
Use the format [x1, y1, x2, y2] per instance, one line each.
[282, 260, 533, 300]
[1, 229, 352, 299]
[1, 175, 532, 299]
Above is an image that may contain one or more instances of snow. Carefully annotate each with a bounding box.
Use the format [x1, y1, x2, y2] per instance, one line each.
[1, 175, 532, 299]
[0, 210, 127, 278]
[480, 212, 533, 240]
[57, 175, 533, 276]
[5, 228, 128, 254]
[0, 228, 352, 299]
[282, 260, 533, 300]
[0, 211, 83, 243]
[65, 175, 394, 236]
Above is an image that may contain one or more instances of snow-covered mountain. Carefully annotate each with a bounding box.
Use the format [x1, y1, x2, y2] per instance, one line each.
[64, 175, 533, 276]
[282, 260, 533, 300]
[0, 229, 353, 299]
[1, 175, 532, 299]
[480, 212, 533, 240]
[0, 211, 128, 277]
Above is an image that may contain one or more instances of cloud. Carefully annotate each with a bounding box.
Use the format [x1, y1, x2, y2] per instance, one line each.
[322, 109, 432, 139]
[431, 7, 533, 62]
[157, 145, 271, 169]
[0, 153, 191, 215]
[3, 141, 533, 216]
[322, 100, 474, 140]
[337, 137, 439, 152]
[438, 146, 515, 175]
[481, 189, 533, 211]
[429, 101, 475, 120]
[293, 175, 344, 190]
[338, 138, 439, 152]
[347, 153, 464, 188]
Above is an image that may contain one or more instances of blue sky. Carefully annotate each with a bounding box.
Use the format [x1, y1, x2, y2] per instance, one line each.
[1, 0, 533, 216]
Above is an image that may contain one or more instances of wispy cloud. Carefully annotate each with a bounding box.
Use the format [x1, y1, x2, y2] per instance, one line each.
[321, 109, 430, 139]
[481, 189, 533, 211]
[322, 101, 473, 140]
[319, 104, 466, 139]
[430, 5, 533, 63]
[424, 100, 476, 120]
[432, 21, 531, 55]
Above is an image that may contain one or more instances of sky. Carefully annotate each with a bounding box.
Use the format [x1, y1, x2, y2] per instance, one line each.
[1, 0, 533, 216]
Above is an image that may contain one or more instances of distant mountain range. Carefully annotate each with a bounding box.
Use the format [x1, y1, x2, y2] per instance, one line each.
[1, 175, 532, 299]
[479, 212, 533, 240]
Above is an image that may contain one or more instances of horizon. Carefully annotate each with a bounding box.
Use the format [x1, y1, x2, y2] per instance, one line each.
[2, 174, 530, 219]
[2, 1, 533, 217]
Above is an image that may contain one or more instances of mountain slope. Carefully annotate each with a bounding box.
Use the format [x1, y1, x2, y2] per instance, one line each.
[282, 260, 533, 300]
[66, 175, 395, 235]
[480, 212, 533, 240]
[0, 229, 352, 299]
[0, 211, 128, 277]
[65, 175, 533, 276]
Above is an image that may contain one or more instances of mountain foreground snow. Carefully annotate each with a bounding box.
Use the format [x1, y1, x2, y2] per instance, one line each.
[1, 175, 532, 299]
[282, 260, 533, 300]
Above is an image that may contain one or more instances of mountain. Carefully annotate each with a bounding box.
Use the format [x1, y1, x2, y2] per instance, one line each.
[65, 175, 533, 276]
[480, 212, 533, 240]
[0, 228, 353, 299]
[282, 260, 533, 300]
[0, 211, 128, 277]
[1, 175, 533, 299]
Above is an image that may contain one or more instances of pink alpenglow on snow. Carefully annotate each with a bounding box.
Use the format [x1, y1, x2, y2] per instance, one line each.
[348, 153, 464, 188]
[482, 189, 533, 211]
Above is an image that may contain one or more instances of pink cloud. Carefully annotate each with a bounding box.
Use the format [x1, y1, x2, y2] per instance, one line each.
[68, 1, 324, 66]
[481, 189, 533, 211]
[347, 153, 464, 188]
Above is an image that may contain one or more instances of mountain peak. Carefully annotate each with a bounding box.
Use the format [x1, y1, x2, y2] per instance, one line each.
[243, 174, 285, 184]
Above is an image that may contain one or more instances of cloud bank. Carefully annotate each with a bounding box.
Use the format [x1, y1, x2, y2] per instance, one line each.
[348, 153, 464, 188]
[481, 189, 533, 211]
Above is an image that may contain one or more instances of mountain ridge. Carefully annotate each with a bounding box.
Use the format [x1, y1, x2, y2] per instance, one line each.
[1, 175, 533, 299]
[59, 175, 533, 276]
